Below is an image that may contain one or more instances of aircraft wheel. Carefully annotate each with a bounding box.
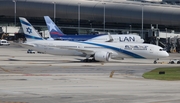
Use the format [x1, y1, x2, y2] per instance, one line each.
[153, 60, 157, 64]
[170, 61, 175, 64]
[91, 58, 96, 62]
[177, 61, 180, 64]
[82, 59, 89, 62]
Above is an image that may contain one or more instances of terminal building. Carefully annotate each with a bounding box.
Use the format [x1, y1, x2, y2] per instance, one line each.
[1, 0, 180, 50]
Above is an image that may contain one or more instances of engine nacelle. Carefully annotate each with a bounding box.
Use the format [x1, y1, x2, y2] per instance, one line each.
[94, 51, 111, 62]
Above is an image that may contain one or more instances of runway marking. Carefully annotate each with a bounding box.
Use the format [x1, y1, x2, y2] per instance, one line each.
[0, 101, 29, 103]
[23, 74, 52, 76]
[0, 66, 23, 74]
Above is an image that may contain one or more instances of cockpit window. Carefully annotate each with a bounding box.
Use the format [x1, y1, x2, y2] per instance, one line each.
[159, 48, 166, 51]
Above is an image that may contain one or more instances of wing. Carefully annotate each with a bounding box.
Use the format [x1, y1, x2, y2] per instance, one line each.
[50, 45, 95, 55]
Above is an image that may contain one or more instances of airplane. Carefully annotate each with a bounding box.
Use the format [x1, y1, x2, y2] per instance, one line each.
[19, 17, 169, 63]
[44, 16, 144, 43]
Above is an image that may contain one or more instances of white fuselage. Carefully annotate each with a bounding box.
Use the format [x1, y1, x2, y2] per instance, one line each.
[87, 34, 144, 43]
[22, 40, 169, 59]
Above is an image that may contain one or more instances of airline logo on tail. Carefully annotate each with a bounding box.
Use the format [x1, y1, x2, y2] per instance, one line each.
[44, 16, 64, 37]
[26, 27, 32, 34]
[19, 17, 43, 41]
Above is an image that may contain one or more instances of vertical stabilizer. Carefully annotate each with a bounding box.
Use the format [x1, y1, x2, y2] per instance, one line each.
[19, 17, 43, 42]
[44, 16, 65, 39]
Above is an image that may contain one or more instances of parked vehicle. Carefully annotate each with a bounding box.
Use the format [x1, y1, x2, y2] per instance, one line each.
[27, 49, 35, 54]
[0, 39, 10, 46]
[169, 59, 180, 64]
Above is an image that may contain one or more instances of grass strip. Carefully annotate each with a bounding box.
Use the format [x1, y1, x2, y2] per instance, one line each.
[143, 67, 180, 80]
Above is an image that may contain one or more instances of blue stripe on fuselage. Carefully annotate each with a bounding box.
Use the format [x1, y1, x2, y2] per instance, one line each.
[79, 41, 145, 59]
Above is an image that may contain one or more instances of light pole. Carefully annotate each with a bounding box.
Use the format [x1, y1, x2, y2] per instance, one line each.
[13, 0, 16, 26]
[90, 23, 92, 29]
[52, 2, 56, 23]
[165, 28, 167, 43]
[103, 3, 106, 32]
[141, 4, 144, 38]
[78, 3, 81, 35]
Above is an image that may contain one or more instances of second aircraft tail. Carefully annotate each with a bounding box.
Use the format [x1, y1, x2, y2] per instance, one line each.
[44, 16, 65, 39]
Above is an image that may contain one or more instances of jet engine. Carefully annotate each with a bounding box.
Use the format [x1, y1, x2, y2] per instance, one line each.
[94, 51, 111, 62]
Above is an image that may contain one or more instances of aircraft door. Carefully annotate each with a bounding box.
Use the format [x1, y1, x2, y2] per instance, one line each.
[149, 46, 153, 54]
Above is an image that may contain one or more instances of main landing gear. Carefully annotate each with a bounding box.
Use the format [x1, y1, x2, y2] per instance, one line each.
[82, 55, 97, 62]
[82, 58, 98, 62]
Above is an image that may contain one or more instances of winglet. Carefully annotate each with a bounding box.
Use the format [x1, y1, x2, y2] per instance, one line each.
[44, 16, 65, 39]
[19, 17, 44, 42]
[106, 32, 114, 42]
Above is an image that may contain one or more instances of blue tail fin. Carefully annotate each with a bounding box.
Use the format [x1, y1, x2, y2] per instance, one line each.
[19, 17, 44, 42]
[44, 16, 65, 39]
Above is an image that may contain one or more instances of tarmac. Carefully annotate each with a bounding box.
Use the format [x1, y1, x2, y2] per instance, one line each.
[0, 43, 180, 103]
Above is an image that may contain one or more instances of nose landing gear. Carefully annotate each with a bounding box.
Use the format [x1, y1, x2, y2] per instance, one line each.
[153, 58, 159, 64]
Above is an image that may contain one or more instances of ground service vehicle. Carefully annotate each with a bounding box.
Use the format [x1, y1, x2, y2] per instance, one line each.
[0, 39, 10, 46]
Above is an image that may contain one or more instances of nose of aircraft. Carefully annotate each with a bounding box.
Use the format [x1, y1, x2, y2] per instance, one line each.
[165, 51, 169, 57]
[140, 39, 144, 43]
[157, 51, 169, 58]
[142, 39, 145, 43]
[160, 51, 169, 57]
